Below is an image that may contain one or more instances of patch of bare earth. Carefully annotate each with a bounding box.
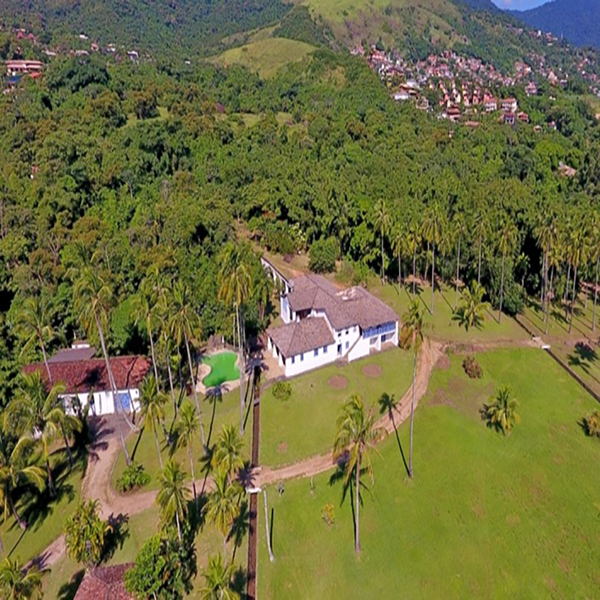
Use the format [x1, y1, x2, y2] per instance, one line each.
[362, 364, 382, 378]
[277, 442, 288, 454]
[327, 375, 348, 389]
[436, 354, 451, 370]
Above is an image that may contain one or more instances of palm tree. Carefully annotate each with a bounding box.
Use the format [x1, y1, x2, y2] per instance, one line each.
[454, 282, 486, 332]
[406, 226, 421, 297]
[64, 499, 111, 567]
[132, 282, 161, 386]
[156, 460, 190, 542]
[483, 386, 519, 435]
[205, 469, 242, 558]
[139, 376, 167, 469]
[332, 394, 382, 553]
[421, 203, 444, 314]
[474, 212, 488, 286]
[534, 213, 558, 321]
[401, 300, 425, 479]
[496, 217, 518, 323]
[11, 372, 81, 491]
[13, 295, 59, 384]
[212, 425, 244, 484]
[200, 553, 240, 600]
[391, 224, 407, 294]
[176, 401, 199, 499]
[452, 214, 466, 309]
[218, 243, 254, 435]
[0, 557, 43, 599]
[168, 281, 206, 448]
[73, 268, 133, 463]
[372, 199, 392, 282]
[0, 437, 45, 530]
[591, 223, 600, 332]
[568, 226, 589, 333]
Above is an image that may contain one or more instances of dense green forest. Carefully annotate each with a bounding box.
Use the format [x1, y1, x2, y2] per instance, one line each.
[1, 47, 600, 408]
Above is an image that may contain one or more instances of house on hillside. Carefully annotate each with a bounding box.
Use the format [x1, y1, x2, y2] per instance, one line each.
[501, 97, 518, 112]
[23, 342, 150, 416]
[5, 60, 44, 76]
[484, 95, 498, 112]
[265, 273, 399, 377]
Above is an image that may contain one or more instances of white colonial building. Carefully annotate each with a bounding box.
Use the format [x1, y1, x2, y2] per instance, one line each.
[266, 273, 399, 377]
[24, 342, 150, 416]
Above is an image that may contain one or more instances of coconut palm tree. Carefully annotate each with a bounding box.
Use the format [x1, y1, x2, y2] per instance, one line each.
[483, 386, 519, 435]
[0, 437, 45, 530]
[132, 282, 161, 386]
[13, 295, 59, 384]
[168, 281, 206, 449]
[406, 225, 422, 297]
[454, 281, 486, 332]
[372, 199, 392, 282]
[496, 217, 518, 323]
[421, 203, 444, 314]
[474, 212, 488, 286]
[332, 394, 382, 553]
[391, 223, 407, 294]
[0, 557, 43, 599]
[218, 243, 254, 435]
[590, 221, 600, 332]
[156, 460, 190, 542]
[568, 225, 589, 333]
[401, 300, 425, 479]
[139, 376, 167, 469]
[11, 372, 81, 490]
[205, 469, 242, 558]
[176, 401, 199, 499]
[212, 425, 244, 484]
[73, 268, 133, 463]
[452, 214, 466, 309]
[200, 553, 240, 600]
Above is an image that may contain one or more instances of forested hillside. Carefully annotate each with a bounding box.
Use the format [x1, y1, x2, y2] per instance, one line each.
[509, 0, 600, 49]
[1, 49, 600, 404]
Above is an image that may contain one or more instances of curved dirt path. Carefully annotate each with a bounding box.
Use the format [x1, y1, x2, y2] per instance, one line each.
[34, 339, 443, 569]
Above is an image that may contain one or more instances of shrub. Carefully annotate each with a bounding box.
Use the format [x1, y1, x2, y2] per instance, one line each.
[309, 237, 338, 273]
[462, 354, 483, 379]
[116, 462, 151, 493]
[583, 411, 600, 437]
[272, 380, 292, 401]
[322, 503, 335, 527]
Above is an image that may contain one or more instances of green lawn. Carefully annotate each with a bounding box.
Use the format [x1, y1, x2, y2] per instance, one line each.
[44, 505, 247, 598]
[373, 282, 529, 344]
[112, 388, 250, 492]
[124, 106, 169, 128]
[258, 348, 600, 598]
[212, 38, 315, 78]
[260, 347, 413, 467]
[1, 449, 85, 564]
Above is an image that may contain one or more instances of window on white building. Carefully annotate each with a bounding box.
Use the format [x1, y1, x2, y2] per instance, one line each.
[314, 349, 318, 357]
[291, 356, 295, 364]
[370, 337, 377, 346]
[300, 353, 304, 361]
[345, 329, 349, 335]
[323, 345, 328, 353]
[345, 341, 349, 349]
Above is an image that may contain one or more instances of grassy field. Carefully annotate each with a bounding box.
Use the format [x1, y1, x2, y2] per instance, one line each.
[111, 387, 250, 492]
[44, 504, 246, 598]
[258, 347, 600, 598]
[0, 449, 85, 564]
[125, 106, 169, 128]
[212, 38, 315, 78]
[260, 347, 413, 467]
[373, 282, 529, 344]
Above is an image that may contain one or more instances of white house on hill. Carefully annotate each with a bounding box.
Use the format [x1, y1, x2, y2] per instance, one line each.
[266, 273, 399, 377]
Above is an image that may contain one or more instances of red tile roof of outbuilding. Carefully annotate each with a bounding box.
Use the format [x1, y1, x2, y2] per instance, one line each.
[74, 563, 134, 600]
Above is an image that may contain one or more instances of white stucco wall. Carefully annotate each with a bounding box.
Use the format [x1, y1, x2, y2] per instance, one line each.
[62, 388, 141, 416]
[284, 343, 337, 377]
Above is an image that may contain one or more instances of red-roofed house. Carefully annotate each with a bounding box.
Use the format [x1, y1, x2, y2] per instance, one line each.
[23, 343, 150, 416]
[74, 563, 134, 599]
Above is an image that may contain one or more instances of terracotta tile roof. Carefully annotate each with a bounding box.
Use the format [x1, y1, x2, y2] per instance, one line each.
[286, 274, 398, 331]
[48, 346, 97, 363]
[23, 355, 150, 393]
[267, 317, 334, 358]
[74, 564, 134, 600]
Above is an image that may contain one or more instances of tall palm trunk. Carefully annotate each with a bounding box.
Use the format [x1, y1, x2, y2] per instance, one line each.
[354, 453, 361, 553]
[236, 305, 245, 435]
[9, 495, 27, 530]
[184, 333, 206, 450]
[430, 242, 435, 314]
[175, 510, 182, 543]
[164, 334, 177, 416]
[147, 318, 160, 390]
[223, 533, 228, 559]
[61, 422, 74, 468]
[412, 250, 416, 297]
[398, 250, 402, 293]
[409, 344, 417, 479]
[564, 261, 571, 319]
[545, 266, 554, 335]
[569, 265, 578, 334]
[380, 232, 385, 283]
[40, 338, 52, 385]
[477, 233, 483, 285]
[46, 459, 56, 497]
[95, 313, 132, 464]
[189, 446, 197, 500]
[593, 259, 599, 332]
[154, 427, 163, 469]
[499, 252, 506, 323]
[541, 251, 547, 308]
[455, 236, 461, 309]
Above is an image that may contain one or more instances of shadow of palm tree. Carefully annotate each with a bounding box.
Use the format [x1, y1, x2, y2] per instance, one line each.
[229, 499, 250, 564]
[568, 342, 600, 384]
[57, 569, 85, 600]
[205, 384, 227, 448]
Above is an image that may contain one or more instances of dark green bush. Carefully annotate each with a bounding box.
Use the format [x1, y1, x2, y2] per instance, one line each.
[309, 237, 338, 273]
[116, 462, 151, 493]
[272, 380, 292, 401]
